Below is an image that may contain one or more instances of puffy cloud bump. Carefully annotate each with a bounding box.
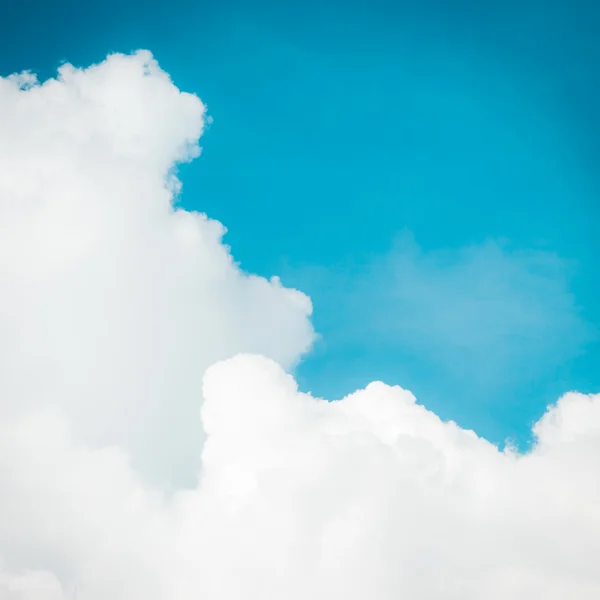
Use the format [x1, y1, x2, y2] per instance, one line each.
[0, 52, 599, 599]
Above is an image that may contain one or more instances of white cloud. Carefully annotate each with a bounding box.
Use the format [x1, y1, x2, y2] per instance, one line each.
[1, 355, 599, 599]
[0, 52, 599, 599]
[0, 51, 314, 487]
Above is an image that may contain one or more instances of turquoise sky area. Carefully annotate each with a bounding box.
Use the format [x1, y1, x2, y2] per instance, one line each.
[3, 0, 598, 448]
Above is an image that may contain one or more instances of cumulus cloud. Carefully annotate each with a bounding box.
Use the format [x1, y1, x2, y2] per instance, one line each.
[0, 51, 314, 487]
[0, 52, 599, 599]
[2, 355, 600, 599]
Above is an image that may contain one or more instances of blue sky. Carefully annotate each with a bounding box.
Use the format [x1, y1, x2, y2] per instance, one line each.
[3, 0, 598, 448]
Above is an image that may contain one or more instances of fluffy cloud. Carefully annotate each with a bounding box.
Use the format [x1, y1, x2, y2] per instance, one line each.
[0, 51, 314, 487]
[0, 52, 599, 599]
[1, 355, 599, 599]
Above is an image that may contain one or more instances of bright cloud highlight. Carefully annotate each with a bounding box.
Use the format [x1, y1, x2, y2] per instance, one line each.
[0, 51, 599, 599]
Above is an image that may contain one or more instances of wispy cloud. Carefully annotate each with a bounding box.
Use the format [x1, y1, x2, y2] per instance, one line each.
[368, 233, 591, 380]
[288, 232, 593, 393]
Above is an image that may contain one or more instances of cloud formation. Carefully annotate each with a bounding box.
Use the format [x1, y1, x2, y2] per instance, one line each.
[0, 52, 599, 599]
[0, 51, 314, 487]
